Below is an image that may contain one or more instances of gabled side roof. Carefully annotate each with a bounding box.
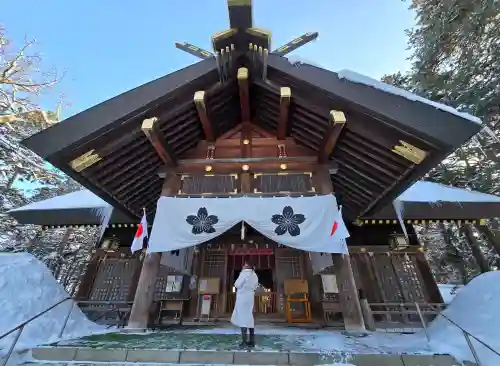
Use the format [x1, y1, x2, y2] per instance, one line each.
[9, 181, 500, 227]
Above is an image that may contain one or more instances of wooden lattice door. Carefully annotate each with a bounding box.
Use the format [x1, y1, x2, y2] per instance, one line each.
[275, 248, 304, 313]
[88, 258, 139, 301]
[201, 249, 228, 315]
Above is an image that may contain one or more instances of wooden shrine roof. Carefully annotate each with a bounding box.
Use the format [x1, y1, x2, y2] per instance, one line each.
[22, 54, 481, 221]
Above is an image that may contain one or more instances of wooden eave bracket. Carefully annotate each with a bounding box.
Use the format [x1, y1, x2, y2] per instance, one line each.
[318, 110, 346, 163]
[141, 117, 177, 166]
[194, 91, 215, 142]
[277, 87, 291, 140]
[237, 67, 250, 122]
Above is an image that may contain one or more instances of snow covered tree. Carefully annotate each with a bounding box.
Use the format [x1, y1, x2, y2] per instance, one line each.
[0, 25, 98, 293]
[384, 0, 500, 282]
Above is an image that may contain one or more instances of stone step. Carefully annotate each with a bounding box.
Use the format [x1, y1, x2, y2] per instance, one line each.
[31, 346, 462, 366]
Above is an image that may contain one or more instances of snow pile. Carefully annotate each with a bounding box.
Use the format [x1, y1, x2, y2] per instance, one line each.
[0, 253, 104, 354]
[337, 69, 482, 124]
[428, 271, 500, 365]
[437, 284, 463, 304]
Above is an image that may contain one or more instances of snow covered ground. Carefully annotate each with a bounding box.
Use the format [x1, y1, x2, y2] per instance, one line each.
[185, 325, 433, 355]
[429, 271, 500, 365]
[0, 253, 104, 356]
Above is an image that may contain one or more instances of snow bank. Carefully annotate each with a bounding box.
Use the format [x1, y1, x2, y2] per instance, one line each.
[428, 272, 500, 365]
[437, 284, 463, 305]
[337, 69, 482, 124]
[0, 253, 104, 355]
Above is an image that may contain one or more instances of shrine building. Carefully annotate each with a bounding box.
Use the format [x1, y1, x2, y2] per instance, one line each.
[11, 0, 494, 332]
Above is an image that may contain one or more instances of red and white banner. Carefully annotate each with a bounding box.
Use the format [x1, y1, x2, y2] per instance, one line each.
[131, 214, 148, 253]
[148, 194, 349, 254]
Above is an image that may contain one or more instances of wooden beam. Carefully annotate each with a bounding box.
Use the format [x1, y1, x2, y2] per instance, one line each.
[237, 67, 250, 122]
[277, 87, 291, 140]
[318, 110, 347, 163]
[194, 91, 215, 141]
[141, 117, 176, 166]
[241, 121, 252, 158]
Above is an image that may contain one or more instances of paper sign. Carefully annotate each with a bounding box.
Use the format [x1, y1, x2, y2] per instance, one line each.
[321, 274, 339, 293]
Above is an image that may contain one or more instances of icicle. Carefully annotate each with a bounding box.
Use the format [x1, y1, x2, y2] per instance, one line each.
[241, 221, 246, 241]
[393, 199, 409, 240]
[91, 205, 114, 243]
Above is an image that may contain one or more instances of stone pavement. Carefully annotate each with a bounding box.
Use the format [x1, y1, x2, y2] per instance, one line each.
[22, 330, 466, 365]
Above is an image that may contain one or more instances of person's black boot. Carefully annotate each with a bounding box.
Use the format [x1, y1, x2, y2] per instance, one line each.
[239, 327, 248, 347]
[247, 328, 255, 347]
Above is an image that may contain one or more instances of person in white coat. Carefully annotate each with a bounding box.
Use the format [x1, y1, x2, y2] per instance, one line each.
[231, 261, 259, 347]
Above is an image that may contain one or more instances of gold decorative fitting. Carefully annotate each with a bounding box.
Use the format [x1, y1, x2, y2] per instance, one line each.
[237, 67, 248, 80]
[280, 87, 291, 98]
[392, 140, 427, 164]
[142, 117, 158, 129]
[247, 28, 271, 38]
[280, 163, 287, 170]
[242, 164, 250, 171]
[69, 150, 102, 172]
[242, 139, 250, 145]
[330, 110, 346, 124]
[212, 29, 237, 41]
[228, 0, 251, 6]
[205, 165, 212, 172]
[194, 91, 205, 103]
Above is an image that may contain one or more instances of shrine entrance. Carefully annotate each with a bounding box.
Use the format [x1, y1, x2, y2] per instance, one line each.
[226, 248, 278, 316]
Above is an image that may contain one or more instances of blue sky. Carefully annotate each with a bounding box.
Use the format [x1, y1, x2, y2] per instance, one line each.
[3, 0, 415, 119]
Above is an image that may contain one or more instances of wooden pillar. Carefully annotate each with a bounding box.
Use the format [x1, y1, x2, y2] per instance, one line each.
[128, 173, 181, 329]
[315, 166, 366, 332]
[75, 253, 100, 300]
[415, 251, 444, 303]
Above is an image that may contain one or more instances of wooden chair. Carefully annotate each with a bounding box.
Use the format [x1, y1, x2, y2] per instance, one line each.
[284, 279, 312, 323]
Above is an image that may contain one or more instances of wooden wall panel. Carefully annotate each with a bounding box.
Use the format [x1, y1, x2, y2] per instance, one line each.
[180, 174, 237, 194]
[253, 173, 313, 193]
[88, 258, 139, 301]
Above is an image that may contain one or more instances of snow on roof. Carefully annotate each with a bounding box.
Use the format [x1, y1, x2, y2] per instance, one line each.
[8, 189, 111, 212]
[337, 69, 482, 125]
[397, 181, 500, 203]
[10, 181, 500, 214]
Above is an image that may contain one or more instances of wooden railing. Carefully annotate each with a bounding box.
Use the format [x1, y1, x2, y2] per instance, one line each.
[368, 302, 446, 331]
[226, 292, 278, 314]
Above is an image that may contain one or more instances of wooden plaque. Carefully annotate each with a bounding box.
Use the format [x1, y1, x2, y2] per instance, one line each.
[198, 277, 220, 294]
[284, 279, 309, 295]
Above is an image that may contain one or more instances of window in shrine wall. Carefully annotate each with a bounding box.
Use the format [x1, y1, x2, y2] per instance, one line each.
[179, 174, 238, 195]
[253, 173, 314, 194]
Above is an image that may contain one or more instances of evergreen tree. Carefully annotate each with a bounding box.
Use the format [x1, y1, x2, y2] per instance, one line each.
[384, 0, 500, 281]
